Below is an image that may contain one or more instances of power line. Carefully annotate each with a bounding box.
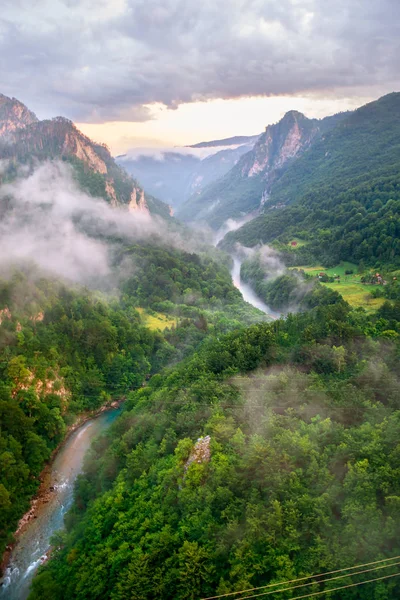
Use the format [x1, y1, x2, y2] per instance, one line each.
[271, 572, 400, 600]
[200, 555, 400, 600]
[232, 562, 400, 600]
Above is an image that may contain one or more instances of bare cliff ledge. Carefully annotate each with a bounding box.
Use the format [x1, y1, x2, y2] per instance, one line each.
[0, 94, 171, 219]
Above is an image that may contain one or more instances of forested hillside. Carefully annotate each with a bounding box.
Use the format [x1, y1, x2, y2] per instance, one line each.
[28, 292, 400, 600]
[222, 169, 400, 268]
[264, 93, 400, 208]
[0, 273, 162, 555]
[0, 93, 265, 563]
[240, 261, 344, 312]
[222, 94, 400, 267]
[0, 236, 263, 560]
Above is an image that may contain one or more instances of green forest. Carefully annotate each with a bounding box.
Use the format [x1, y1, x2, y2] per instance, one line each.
[1, 91, 400, 600]
[0, 246, 260, 559]
[0, 272, 160, 553]
[240, 259, 344, 312]
[28, 290, 400, 599]
[222, 171, 400, 269]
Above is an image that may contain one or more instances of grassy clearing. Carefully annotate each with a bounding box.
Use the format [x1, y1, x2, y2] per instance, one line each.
[323, 282, 386, 311]
[136, 308, 177, 331]
[293, 262, 387, 311]
[301, 262, 358, 278]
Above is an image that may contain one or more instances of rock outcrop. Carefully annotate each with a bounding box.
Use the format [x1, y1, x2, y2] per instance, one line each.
[63, 129, 107, 174]
[185, 436, 211, 470]
[0, 94, 38, 137]
[128, 188, 150, 214]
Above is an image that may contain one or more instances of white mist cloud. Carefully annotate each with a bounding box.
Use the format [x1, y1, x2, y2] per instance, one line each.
[119, 144, 246, 162]
[214, 215, 257, 245]
[235, 242, 286, 280]
[231, 241, 314, 315]
[0, 160, 10, 176]
[256, 245, 287, 279]
[0, 161, 159, 284]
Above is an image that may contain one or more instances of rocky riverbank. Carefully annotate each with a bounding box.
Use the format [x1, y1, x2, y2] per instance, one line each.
[0, 398, 123, 579]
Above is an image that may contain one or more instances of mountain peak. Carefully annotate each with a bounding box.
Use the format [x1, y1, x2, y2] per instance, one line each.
[281, 109, 306, 121]
[245, 109, 318, 179]
[0, 93, 38, 136]
[51, 115, 74, 126]
[262, 110, 307, 133]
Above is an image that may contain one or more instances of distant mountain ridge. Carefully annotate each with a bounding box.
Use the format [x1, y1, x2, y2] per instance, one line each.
[177, 110, 350, 229]
[117, 136, 259, 209]
[188, 134, 260, 148]
[0, 94, 170, 219]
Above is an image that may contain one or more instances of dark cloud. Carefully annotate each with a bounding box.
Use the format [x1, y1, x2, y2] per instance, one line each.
[0, 0, 399, 121]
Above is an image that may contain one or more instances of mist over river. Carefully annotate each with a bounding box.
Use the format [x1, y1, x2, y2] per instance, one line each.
[230, 257, 281, 319]
[0, 408, 121, 600]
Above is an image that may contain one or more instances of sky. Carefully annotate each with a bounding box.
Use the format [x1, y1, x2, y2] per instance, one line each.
[1, 0, 399, 153]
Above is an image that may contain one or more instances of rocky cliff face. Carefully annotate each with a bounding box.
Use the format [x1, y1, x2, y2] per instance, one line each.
[177, 111, 347, 229]
[0, 94, 38, 137]
[0, 94, 168, 218]
[238, 111, 319, 180]
[63, 128, 108, 175]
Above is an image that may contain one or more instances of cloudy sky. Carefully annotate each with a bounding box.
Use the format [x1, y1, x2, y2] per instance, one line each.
[1, 0, 399, 152]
